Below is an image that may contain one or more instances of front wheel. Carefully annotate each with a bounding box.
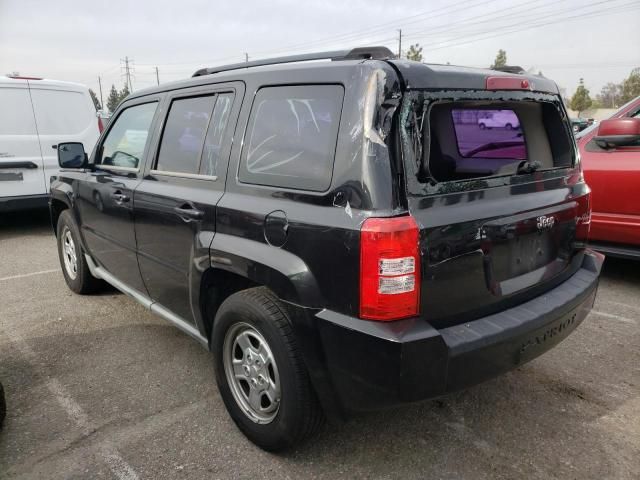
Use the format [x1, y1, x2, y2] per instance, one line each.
[56, 210, 103, 294]
[212, 287, 324, 451]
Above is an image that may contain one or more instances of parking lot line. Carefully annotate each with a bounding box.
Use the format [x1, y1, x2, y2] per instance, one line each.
[0, 269, 58, 282]
[1, 326, 140, 480]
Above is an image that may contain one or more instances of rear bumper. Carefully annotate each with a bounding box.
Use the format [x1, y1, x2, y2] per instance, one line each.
[0, 194, 49, 212]
[302, 250, 603, 415]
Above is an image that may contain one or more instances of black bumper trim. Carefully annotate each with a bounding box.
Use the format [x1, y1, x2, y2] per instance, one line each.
[311, 250, 604, 413]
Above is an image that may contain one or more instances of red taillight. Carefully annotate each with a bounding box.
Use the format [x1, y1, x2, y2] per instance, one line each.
[360, 216, 421, 321]
[97, 116, 104, 133]
[575, 191, 591, 242]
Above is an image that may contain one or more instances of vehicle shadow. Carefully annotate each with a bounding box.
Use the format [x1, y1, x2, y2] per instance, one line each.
[0, 208, 52, 240]
[601, 256, 640, 282]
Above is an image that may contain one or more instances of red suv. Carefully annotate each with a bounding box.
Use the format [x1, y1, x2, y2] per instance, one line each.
[578, 96, 640, 258]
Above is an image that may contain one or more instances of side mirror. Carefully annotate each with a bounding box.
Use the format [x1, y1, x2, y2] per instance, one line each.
[55, 142, 88, 168]
[594, 117, 640, 149]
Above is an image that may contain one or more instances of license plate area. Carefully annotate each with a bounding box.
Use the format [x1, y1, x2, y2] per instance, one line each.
[481, 203, 577, 296]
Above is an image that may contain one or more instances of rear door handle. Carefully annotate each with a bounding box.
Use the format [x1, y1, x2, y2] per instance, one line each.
[111, 191, 130, 203]
[174, 205, 204, 221]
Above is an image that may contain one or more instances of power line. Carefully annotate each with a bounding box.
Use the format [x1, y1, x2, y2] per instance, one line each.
[400, 0, 569, 41]
[250, 0, 501, 57]
[411, 0, 639, 52]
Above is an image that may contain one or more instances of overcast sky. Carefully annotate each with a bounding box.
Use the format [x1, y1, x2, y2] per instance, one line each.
[1, 0, 639, 101]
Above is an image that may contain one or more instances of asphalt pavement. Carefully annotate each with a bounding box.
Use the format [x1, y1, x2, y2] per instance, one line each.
[0, 210, 638, 479]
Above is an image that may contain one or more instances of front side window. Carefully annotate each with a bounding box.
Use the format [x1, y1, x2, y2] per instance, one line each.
[100, 102, 157, 169]
[239, 85, 344, 191]
[156, 95, 216, 174]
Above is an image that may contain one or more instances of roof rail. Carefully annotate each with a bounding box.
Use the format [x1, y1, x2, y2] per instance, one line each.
[192, 46, 395, 77]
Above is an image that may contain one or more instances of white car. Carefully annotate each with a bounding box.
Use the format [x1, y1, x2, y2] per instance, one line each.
[478, 110, 520, 130]
[0, 75, 101, 212]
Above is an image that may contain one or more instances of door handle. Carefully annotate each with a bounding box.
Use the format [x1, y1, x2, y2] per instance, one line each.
[174, 205, 204, 221]
[111, 191, 130, 203]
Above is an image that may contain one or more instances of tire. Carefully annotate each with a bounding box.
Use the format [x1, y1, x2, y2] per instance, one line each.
[479, 123, 486, 129]
[56, 210, 102, 294]
[505, 123, 513, 130]
[212, 287, 324, 451]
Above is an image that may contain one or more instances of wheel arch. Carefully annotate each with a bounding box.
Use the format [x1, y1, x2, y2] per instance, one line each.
[49, 192, 71, 237]
[197, 233, 324, 343]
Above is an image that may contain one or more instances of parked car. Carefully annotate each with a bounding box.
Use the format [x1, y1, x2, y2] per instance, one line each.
[0, 75, 101, 212]
[50, 47, 603, 451]
[578, 96, 640, 258]
[477, 110, 520, 129]
[571, 117, 589, 133]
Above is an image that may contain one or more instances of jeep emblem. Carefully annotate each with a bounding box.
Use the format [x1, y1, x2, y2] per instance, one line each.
[536, 215, 555, 230]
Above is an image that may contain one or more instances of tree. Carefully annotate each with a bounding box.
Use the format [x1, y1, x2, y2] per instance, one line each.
[620, 69, 640, 104]
[490, 49, 507, 69]
[569, 78, 592, 117]
[119, 84, 130, 103]
[106, 84, 120, 113]
[597, 82, 622, 108]
[89, 89, 101, 111]
[406, 43, 423, 62]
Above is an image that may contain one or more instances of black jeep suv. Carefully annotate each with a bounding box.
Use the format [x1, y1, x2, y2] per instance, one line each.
[50, 47, 603, 451]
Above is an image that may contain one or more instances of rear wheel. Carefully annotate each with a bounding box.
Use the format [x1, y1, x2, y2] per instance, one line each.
[212, 287, 324, 451]
[56, 210, 102, 294]
[479, 123, 486, 129]
[505, 122, 513, 130]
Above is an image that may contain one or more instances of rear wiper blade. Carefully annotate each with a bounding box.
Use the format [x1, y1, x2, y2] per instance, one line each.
[517, 160, 542, 174]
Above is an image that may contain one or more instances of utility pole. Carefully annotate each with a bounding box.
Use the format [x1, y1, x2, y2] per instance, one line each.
[121, 56, 134, 91]
[397, 29, 402, 59]
[244, 52, 249, 63]
[97, 76, 103, 110]
[155, 66, 160, 86]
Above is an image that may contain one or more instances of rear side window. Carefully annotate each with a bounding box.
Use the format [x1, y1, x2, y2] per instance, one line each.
[155, 93, 235, 177]
[30, 89, 94, 135]
[453, 109, 526, 159]
[100, 102, 157, 169]
[239, 85, 344, 191]
[200, 93, 234, 177]
[156, 96, 216, 175]
[0, 87, 37, 135]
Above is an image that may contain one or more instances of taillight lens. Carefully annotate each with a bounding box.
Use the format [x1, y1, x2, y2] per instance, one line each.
[575, 191, 591, 242]
[98, 116, 104, 133]
[360, 216, 421, 321]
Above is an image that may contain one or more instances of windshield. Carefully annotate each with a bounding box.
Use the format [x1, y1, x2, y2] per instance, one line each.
[575, 122, 598, 139]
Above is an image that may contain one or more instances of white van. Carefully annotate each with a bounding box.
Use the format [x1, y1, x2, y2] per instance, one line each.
[0, 75, 101, 212]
